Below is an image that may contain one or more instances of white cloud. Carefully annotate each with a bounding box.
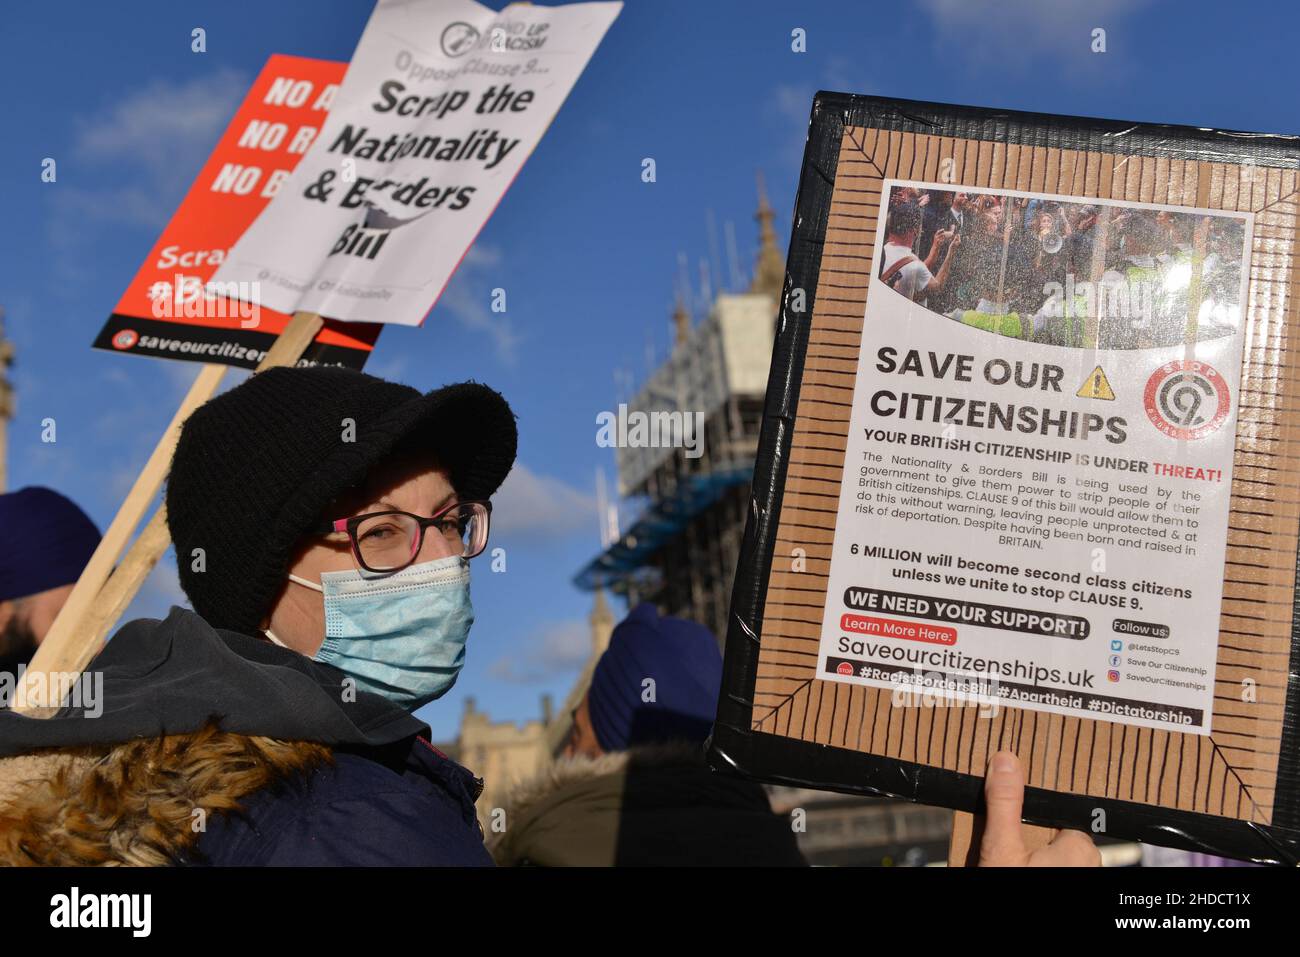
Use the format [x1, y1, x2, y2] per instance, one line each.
[74, 67, 249, 188]
[487, 617, 591, 684]
[46, 68, 250, 266]
[915, 0, 1152, 67]
[773, 83, 816, 126]
[820, 56, 874, 101]
[362, 352, 410, 383]
[435, 243, 524, 364]
[770, 58, 874, 167]
[90, 359, 228, 504]
[490, 462, 597, 540]
[50, 185, 179, 232]
[772, 56, 874, 124]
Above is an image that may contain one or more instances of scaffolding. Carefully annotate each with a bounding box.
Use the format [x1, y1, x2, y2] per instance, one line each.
[574, 297, 773, 640]
[574, 181, 784, 643]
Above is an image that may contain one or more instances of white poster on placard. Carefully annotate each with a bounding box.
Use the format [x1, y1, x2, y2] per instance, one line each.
[816, 180, 1253, 736]
[210, 0, 620, 327]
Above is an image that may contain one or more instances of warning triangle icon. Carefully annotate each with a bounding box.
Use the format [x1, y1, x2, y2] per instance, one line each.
[1076, 365, 1116, 401]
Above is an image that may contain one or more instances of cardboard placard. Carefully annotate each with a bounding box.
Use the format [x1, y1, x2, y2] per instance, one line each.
[93, 54, 380, 369]
[708, 93, 1300, 865]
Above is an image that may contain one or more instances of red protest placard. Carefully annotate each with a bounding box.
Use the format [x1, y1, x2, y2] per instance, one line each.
[93, 53, 380, 369]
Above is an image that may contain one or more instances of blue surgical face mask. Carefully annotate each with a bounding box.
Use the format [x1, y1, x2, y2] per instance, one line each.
[271, 555, 474, 710]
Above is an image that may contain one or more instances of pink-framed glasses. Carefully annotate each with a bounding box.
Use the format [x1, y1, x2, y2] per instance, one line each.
[316, 500, 492, 573]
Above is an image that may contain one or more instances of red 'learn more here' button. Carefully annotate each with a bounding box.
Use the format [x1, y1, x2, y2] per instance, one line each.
[840, 613, 957, 646]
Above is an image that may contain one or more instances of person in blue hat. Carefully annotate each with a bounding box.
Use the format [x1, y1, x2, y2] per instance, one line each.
[567, 602, 723, 757]
[490, 603, 808, 866]
[0, 486, 101, 676]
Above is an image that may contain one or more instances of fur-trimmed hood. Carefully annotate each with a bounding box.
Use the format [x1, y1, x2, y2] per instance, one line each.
[489, 741, 806, 867]
[0, 723, 329, 865]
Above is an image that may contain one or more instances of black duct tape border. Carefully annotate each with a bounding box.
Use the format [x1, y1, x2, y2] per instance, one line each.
[707, 92, 1300, 866]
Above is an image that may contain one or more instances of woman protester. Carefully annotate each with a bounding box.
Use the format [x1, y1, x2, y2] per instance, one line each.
[0, 366, 516, 865]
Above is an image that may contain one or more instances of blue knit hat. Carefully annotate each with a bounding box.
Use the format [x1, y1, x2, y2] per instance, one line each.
[586, 603, 722, 751]
[0, 487, 100, 602]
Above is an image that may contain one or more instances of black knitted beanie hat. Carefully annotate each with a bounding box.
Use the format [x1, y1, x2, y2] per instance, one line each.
[165, 366, 517, 636]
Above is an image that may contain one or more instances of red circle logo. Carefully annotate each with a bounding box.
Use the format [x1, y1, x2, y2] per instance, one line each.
[836, 661, 853, 675]
[111, 329, 139, 350]
[1143, 360, 1230, 440]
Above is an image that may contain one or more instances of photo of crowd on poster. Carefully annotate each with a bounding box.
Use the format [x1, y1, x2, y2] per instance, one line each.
[878, 183, 1248, 350]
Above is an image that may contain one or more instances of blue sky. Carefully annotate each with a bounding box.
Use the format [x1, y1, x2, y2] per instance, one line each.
[3, 0, 1298, 739]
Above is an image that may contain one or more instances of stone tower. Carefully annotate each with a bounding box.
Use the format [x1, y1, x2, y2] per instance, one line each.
[589, 587, 614, 656]
[0, 309, 13, 492]
[750, 172, 785, 300]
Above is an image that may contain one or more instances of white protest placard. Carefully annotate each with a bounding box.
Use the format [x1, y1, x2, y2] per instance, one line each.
[817, 180, 1253, 738]
[210, 0, 620, 327]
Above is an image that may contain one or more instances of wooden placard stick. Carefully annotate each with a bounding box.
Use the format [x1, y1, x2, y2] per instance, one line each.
[14, 361, 226, 713]
[251, 309, 326, 372]
[16, 310, 325, 715]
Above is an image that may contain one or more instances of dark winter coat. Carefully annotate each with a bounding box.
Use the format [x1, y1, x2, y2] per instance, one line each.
[489, 742, 807, 867]
[0, 608, 490, 866]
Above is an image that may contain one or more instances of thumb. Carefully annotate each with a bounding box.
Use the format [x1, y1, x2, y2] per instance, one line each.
[978, 751, 1028, 866]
